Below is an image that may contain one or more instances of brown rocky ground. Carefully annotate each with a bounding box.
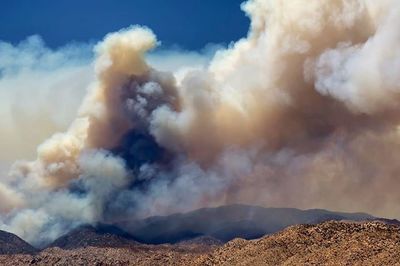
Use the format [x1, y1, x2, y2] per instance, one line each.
[198, 221, 400, 266]
[0, 236, 220, 266]
[0, 245, 206, 266]
[0, 221, 399, 265]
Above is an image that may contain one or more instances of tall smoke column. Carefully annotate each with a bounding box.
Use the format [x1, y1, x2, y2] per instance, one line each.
[0, 26, 178, 243]
[1, 0, 400, 245]
[8, 26, 177, 189]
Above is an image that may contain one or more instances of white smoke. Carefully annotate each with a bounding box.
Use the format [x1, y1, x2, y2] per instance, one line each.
[0, 36, 93, 174]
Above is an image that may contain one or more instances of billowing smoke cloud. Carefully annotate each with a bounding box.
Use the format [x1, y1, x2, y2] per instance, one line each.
[0, 36, 93, 174]
[1, 0, 400, 245]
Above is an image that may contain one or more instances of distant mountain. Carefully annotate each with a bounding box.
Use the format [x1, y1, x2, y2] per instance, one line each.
[48, 224, 138, 250]
[376, 218, 400, 226]
[0, 230, 37, 255]
[197, 221, 400, 265]
[116, 204, 378, 244]
[44, 205, 400, 250]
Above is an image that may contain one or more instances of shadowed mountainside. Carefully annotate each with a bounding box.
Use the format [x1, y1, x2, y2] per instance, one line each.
[48, 224, 138, 250]
[116, 204, 378, 244]
[0, 230, 37, 255]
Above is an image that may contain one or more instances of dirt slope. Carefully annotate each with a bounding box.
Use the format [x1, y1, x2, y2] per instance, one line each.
[0, 240, 216, 266]
[197, 221, 400, 266]
[0, 221, 399, 265]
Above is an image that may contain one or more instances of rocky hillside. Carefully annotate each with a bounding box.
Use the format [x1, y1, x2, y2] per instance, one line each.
[0, 230, 37, 255]
[197, 221, 400, 265]
[0, 239, 217, 266]
[48, 224, 138, 250]
[1, 221, 399, 265]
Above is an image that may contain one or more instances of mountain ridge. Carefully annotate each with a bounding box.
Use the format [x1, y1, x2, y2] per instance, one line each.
[115, 204, 380, 244]
[2, 204, 399, 254]
[0, 230, 37, 255]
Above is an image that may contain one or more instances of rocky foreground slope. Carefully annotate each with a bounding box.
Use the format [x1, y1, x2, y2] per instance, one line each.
[0, 238, 219, 266]
[0, 221, 399, 265]
[198, 221, 400, 265]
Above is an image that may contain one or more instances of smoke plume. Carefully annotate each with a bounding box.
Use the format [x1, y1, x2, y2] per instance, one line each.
[1, 0, 400, 244]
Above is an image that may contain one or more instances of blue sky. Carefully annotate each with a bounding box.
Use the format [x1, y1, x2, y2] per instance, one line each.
[0, 0, 249, 49]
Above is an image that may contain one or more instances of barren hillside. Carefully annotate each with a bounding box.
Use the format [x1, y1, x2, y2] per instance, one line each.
[1, 221, 399, 265]
[198, 221, 400, 266]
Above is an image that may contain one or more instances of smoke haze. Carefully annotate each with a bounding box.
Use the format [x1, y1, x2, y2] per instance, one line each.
[1, 0, 400, 245]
